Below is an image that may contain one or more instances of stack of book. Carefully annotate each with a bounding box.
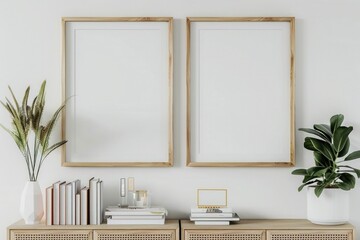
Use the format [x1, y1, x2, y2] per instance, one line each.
[105, 207, 167, 225]
[190, 208, 240, 225]
[45, 177, 104, 225]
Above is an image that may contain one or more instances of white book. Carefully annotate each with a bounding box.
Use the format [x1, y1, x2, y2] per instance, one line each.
[97, 180, 103, 224]
[52, 181, 64, 225]
[107, 217, 165, 225]
[80, 187, 89, 225]
[111, 215, 165, 220]
[191, 212, 234, 218]
[191, 207, 233, 213]
[190, 213, 240, 221]
[194, 221, 230, 225]
[104, 207, 167, 216]
[46, 186, 53, 225]
[59, 181, 67, 225]
[71, 180, 81, 225]
[105, 211, 166, 216]
[75, 193, 81, 225]
[89, 177, 99, 225]
[65, 182, 73, 225]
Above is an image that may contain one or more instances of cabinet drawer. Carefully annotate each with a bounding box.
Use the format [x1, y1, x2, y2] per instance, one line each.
[184, 230, 265, 240]
[267, 230, 354, 240]
[94, 229, 176, 240]
[10, 230, 92, 240]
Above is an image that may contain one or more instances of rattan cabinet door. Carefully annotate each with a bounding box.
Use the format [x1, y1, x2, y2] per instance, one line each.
[94, 230, 177, 240]
[184, 230, 265, 240]
[267, 230, 353, 240]
[10, 230, 92, 240]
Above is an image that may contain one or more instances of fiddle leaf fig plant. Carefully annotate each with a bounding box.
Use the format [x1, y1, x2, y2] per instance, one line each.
[0, 81, 67, 181]
[292, 114, 360, 197]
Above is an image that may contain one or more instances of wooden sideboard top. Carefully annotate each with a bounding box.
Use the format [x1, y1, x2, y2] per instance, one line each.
[8, 219, 179, 230]
[180, 219, 354, 230]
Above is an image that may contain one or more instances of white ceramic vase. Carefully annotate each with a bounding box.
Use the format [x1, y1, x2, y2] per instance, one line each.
[307, 187, 349, 225]
[20, 181, 44, 224]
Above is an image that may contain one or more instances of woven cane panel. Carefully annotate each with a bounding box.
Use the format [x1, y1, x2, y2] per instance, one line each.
[186, 232, 264, 240]
[12, 231, 91, 240]
[268, 231, 352, 240]
[95, 232, 173, 240]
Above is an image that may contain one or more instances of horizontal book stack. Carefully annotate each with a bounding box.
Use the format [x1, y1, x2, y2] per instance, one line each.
[105, 207, 167, 225]
[190, 208, 240, 225]
[46, 177, 103, 225]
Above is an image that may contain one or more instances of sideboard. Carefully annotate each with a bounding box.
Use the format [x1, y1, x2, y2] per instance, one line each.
[181, 219, 355, 240]
[7, 219, 355, 240]
[7, 219, 179, 240]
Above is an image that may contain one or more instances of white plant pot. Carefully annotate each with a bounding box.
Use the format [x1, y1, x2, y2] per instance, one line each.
[307, 187, 349, 225]
[20, 181, 44, 224]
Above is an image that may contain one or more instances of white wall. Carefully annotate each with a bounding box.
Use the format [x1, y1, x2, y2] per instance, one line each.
[1, 0, 360, 239]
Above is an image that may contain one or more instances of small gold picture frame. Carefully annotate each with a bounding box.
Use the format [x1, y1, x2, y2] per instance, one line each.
[197, 189, 228, 209]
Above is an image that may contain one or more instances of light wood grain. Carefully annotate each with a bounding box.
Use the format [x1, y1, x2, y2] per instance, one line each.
[186, 17, 296, 167]
[61, 17, 174, 167]
[267, 229, 353, 240]
[180, 219, 354, 230]
[8, 219, 179, 230]
[94, 229, 178, 240]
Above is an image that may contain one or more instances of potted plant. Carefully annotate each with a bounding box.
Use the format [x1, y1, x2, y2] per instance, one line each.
[0, 81, 66, 224]
[292, 114, 360, 225]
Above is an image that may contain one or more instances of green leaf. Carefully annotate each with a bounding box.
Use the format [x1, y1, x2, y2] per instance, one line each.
[292, 169, 308, 175]
[308, 137, 335, 161]
[345, 150, 360, 161]
[8, 86, 21, 115]
[314, 151, 330, 167]
[339, 173, 356, 189]
[0, 123, 25, 153]
[299, 128, 331, 142]
[333, 126, 353, 154]
[330, 114, 344, 133]
[44, 140, 67, 159]
[304, 138, 317, 151]
[338, 138, 350, 158]
[298, 180, 318, 192]
[302, 175, 318, 183]
[314, 124, 332, 140]
[314, 184, 326, 197]
[339, 165, 360, 178]
[22, 87, 30, 117]
[307, 166, 328, 177]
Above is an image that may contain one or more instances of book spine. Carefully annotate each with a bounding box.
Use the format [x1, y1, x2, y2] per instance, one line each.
[89, 178, 98, 225]
[59, 183, 66, 225]
[75, 193, 81, 225]
[46, 187, 53, 225]
[107, 218, 165, 225]
[81, 188, 89, 225]
[65, 183, 73, 225]
[97, 181, 103, 224]
[52, 184, 59, 225]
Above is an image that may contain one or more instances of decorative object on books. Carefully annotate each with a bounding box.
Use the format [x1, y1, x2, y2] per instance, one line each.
[186, 17, 295, 167]
[197, 189, 227, 209]
[292, 114, 360, 225]
[62, 17, 174, 167]
[134, 190, 150, 208]
[0, 81, 67, 224]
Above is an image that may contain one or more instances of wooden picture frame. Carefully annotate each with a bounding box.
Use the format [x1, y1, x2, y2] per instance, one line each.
[186, 17, 295, 167]
[62, 17, 173, 167]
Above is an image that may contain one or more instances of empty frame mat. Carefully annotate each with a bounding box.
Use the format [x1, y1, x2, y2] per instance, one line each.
[63, 18, 173, 167]
[187, 17, 295, 167]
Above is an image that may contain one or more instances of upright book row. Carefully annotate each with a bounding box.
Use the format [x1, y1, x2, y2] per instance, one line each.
[46, 177, 103, 225]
